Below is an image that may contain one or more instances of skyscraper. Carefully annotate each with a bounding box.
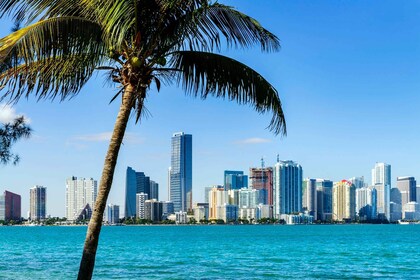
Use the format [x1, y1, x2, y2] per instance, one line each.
[170, 132, 192, 212]
[0, 190, 21, 221]
[371, 162, 391, 186]
[397, 177, 417, 207]
[106, 204, 120, 224]
[136, 193, 148, 219]
[125, 166, 155, 218]
[356, 187, 377, 220]
[273, 159, 303, 218]
[332, 180, 356, 221]
[372, 183, 390, 221]
[224, 171, 248, 190]
[302, 178, 317, 218]
[29, 186, 46, 221]
[149, 180, 159, 200]
[315, 179, 333, 221]
[249, 159, 273, 205]
[65, 177, 97, 221]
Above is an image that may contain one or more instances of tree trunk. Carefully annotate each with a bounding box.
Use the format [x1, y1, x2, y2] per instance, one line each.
[77, 84, 136, 280]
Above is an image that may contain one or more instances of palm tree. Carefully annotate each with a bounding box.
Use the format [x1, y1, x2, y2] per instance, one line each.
[0, 116, 31, 165]
[0, 1, 286, 279]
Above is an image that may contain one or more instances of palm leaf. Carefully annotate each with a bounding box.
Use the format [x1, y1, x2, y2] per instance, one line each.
[171, 51, 286, 135]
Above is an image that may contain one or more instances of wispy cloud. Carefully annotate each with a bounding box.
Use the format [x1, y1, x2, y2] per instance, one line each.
[236, 137, 272, 145]
[71, 132, 145, 145]
[0, 103, 31, 124]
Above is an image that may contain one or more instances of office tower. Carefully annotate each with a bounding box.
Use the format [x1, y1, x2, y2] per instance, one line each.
[356, 187, 377, 220]
[204, 186, 213, 204]
[136, 193, 148, 219]
[397, 177, 417, 207]
[162, 201, 174, 218]
[65, 177, 97, 221]
[302, 178, 317, 218]
[238, 188, 259, 209]
[315, 179, 333, 221]
[332, 180, 356, 221]
[389, 202, 402, 222]
[273, 158, 302, 218]
[0, 190, 21, 221]
[402, 202, 420, 220]
[209, 187, 228, 220]
[417, 186, 420, 203]
[371, 162, 391, 186]
[372, 183, 390, 221]
[170, 132, 193, 212]
[125, 166, 156, 218]
[250, 160, 273, 205]
[29, 186, 46, 221]
[167, 167, 171, 199]
[224, 171, 248, 190]
[216, 204, 238, 223]
[149, 180, 159, 200]
[349, 177, 366, 189]
[145, 199, 163, 222]
[106, 204, 120, 224]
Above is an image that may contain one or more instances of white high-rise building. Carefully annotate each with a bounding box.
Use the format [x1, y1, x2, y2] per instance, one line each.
[65, 177, 97, 221]
[372, 183, 390, 221]
[273, 158, 303, 218]
[371, 162, 391, 186]
[356, 187, 377, 220]
[136, 193, 148, 219]
[303, 178, 317, 218]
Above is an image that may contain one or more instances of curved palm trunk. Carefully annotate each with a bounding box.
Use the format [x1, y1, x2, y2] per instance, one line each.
[77, 84, 136, 280]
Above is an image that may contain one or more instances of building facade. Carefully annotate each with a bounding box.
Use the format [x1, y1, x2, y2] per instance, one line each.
[224, 170, 248, 190]
[302, 178, 317, 218]
[316, 179, 333, 221]
[125, 167, 155, 218]
[397, 177, 417, 208]
[371, 162, 391, 186]
[356, 187, 377, 220]
[0, 191, 21, 221]
[106, 204, 120, 224]
[136, 193, 148, 219]
[65, 177, 97, 221]
[332, 180, 356, 221]
[250, 167, 273, 205]
[273, 160, 302, 218]
[29, 185, 46, 221]
[170, 132, 192, 212]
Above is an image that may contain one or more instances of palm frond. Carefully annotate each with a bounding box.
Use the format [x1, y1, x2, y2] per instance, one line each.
[171, 51, 286, 135]
[0, 54, 100, 102]
[0, 17, 104, 64]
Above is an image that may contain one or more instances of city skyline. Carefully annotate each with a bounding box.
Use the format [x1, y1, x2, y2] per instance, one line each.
[2, 1, 420, 217]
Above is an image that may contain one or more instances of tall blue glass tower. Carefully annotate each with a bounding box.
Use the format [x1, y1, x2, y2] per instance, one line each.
[170, 132, 192, 212]
[125, 167, 152, 218]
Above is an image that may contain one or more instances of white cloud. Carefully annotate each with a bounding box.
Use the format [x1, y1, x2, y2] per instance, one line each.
[0, 103, 31, 124]
[236, 137, 272, 144]
[72, 132, 144, 144]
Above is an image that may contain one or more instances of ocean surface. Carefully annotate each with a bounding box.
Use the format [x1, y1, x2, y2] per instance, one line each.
[1, 224, 419, 279]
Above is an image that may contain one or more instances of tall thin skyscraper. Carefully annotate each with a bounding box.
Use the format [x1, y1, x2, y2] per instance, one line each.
[29, 186, 46, 221]
[315, 179, 333, 221]
[106, 204, 120, 224]
[302, 178, 317, 218]
[371, 162, 391, 186]
[65, 177, 97, 221]
[170, 132, 192, 212]
[273, 158, 303, 218]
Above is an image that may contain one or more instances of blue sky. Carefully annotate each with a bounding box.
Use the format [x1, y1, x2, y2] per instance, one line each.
[1, 1, 420, 217]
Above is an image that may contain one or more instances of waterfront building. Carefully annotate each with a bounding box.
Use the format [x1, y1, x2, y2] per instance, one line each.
[389, 202, 402, 222]
[193, 204, 209, 222]
[371, 183, 390, 221]
[273, 158, 303, 218]
[170, 132, 193, 212]
[204, 186, 213, 204]
[257, 204, 273, 219]
[216, 204, 238, 223]
[228, 189, 240, 206]
[371, 162, 391, 186]
[349, 177, 366, 189]
[0, 190, 21, 221]
[302, 178, 317, 218]
[238, 188, 259, 209]
[417, 186, 420, 203]
[29, 185, 46, 221]
[397, 177, 417, 207]
[239, 207, 256, 222]
[125, 167, 155, 218]
[281, 213, 314, 225]
[249, 165, 273, 205]
[209, 187, 228, 220]
[355, 187, 377, 221]
[136, 193, 148, 219]
[332, 180, 356, 222]
[402, 202, 420, 220]
[106, 204, 120, 224]
[162, 201, 174, 219]
[65, 177, 97, 221]
[315, 179, 333, 221]
[390, 188, 402, 205]
[149, 180, 159, 200]
[76, 204, 92, 220]
[145, 199, 163, 222]
[224, 171, 248, 190]
[175, 211, 188, 224]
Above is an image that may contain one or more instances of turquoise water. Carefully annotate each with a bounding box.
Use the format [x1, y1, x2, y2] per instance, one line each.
[1, 225, 419, 279]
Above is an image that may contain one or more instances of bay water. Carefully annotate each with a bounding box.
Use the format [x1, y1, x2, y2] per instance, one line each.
[1, 225, 419, 279]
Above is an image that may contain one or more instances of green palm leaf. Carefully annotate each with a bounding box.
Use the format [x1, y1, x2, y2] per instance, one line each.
[171, 51, 286, 135]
